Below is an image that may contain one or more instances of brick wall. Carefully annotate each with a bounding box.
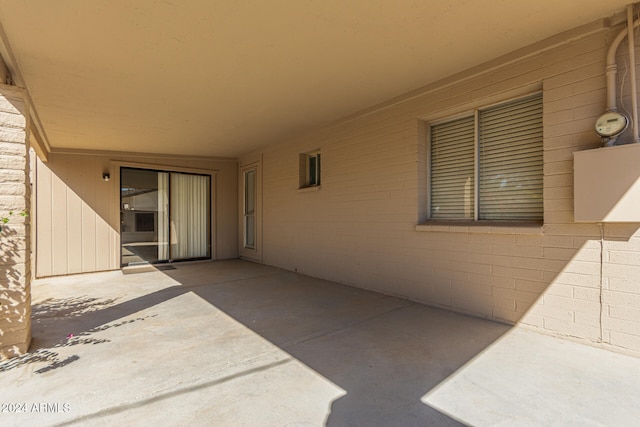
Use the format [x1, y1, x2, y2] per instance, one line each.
[0, 85, 31, 359]
[240, 22, 640, 356]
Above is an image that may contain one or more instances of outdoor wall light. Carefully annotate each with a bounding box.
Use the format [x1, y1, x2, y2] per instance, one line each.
[102, 172, 110, 182]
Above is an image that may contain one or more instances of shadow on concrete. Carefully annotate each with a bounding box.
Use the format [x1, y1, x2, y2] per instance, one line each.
[1, 296, 153, 374]
[168, 264, 507, 427]
[10, 260, 511, 426]
[0, 224, 31, 359]
[53, 358, 294, 427]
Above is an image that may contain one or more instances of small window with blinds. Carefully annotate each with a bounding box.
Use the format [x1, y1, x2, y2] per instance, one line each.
[429, 93, 543, 222]
[299, 150, 321, 188]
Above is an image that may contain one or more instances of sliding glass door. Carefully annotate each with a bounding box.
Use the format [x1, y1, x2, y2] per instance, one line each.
[121, 167, 210, 266]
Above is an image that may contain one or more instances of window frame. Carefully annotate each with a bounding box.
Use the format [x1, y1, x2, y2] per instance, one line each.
[243, 168, 256, 250]
[299, 150, 321, 189]
[426, 92, 543, 225]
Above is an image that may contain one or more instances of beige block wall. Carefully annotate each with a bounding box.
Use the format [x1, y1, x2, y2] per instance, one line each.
[35, 152, 238, 277]
[240, 24, 640, 356]
[0, 84, 31, 359]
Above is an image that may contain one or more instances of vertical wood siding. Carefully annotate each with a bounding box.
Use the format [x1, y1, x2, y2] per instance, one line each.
[35, 154, 238, 277]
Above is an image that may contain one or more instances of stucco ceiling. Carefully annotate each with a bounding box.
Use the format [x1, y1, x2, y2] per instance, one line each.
[0, 1, 631, 158]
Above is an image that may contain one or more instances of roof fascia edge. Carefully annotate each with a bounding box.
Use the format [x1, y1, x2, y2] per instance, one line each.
[320, 16, 616, 132]
[0, 12, 50, 162]
[49, 147, 238, 163]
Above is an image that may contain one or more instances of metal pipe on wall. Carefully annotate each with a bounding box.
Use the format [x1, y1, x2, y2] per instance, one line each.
[605, 11, 640, 112]
[627, 4, 640, 142]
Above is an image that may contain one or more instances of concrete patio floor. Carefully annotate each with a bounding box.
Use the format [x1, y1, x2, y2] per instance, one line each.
[1, 259, 639, 426]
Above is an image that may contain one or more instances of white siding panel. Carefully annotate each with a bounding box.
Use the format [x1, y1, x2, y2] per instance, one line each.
[35, 153, 238, 277]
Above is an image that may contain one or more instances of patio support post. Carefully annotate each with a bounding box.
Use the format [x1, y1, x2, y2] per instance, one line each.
[0, 84, 31, 359]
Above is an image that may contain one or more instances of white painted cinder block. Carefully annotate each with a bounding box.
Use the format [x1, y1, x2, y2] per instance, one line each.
[236, 25, 640, 356]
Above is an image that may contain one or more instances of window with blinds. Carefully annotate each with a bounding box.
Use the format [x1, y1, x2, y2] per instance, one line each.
[429, 93, 543, 222]
[299, 151, 321, 188]
[430, 116, 475, 220]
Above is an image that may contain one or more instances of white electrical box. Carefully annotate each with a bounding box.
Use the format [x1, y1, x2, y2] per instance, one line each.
[574, 144, 640, 222]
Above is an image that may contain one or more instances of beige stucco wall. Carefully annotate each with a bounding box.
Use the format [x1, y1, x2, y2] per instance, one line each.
[240, 24, 640, 356]
[35, 152, 238, 277]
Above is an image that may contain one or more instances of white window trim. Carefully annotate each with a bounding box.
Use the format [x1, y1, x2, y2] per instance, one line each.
[243, 168, 256, 250]
[239, 159, 262, 262]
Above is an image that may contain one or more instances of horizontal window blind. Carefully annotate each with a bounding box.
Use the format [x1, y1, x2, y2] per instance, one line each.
[478, 93, 543, 221]
[430, 115, 475, 219]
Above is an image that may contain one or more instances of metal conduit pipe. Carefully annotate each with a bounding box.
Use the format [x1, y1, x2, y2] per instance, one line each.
[606, 10, 640, 113]
[626, 4, 640, 142]
[599, 5, 640, 145]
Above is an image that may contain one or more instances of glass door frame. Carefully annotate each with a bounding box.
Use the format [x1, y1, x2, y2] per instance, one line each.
[119, 165, 212, 267]
[243, 168, 256, 250]
[239, 160, 261, 262]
